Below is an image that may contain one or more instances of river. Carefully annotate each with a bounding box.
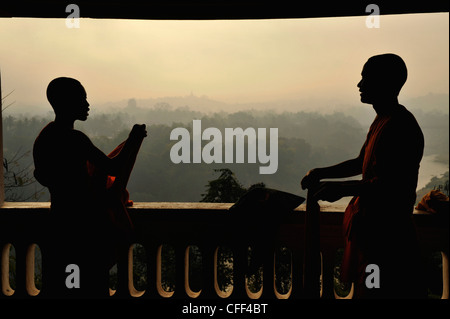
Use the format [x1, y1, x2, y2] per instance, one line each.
[417, 154, 448, 190]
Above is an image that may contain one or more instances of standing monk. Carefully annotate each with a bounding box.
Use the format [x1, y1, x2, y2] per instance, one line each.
[301, 54, 426, 299]
[33, 77, 147, 298]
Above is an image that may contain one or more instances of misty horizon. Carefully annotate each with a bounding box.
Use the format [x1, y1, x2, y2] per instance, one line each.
[3, 91, 449, 129]
[1, 13, 448, 115]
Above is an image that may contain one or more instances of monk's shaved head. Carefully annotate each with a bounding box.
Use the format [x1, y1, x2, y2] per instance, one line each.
[47, 77, 86, 111]
[364, 53, 408, 96]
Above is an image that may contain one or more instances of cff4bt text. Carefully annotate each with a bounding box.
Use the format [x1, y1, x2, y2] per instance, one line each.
[182, 303, 268, 316]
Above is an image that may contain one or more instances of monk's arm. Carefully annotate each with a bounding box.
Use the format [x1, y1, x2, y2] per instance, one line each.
[301, 153, 363, 190]
[312, 121, 422, 202]
[107, 128, 145, 173]
[301, 145, 365, 201]
[85, 124, 146, 175]
[313, 157, 363, 179]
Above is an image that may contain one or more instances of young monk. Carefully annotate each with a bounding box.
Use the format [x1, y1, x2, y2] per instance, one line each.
[33, 77, 147, 298]
[301, 54, 426, 299]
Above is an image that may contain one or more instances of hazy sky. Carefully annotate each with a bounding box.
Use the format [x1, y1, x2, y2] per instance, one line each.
[0, 13, 448, 111]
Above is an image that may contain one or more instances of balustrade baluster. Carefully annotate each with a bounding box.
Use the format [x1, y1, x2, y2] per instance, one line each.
[303, 191, 321, 298]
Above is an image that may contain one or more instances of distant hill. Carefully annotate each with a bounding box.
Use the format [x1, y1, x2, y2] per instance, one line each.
[97, 94, 230, 114]
[5, 91, 448, 128]
[406, 93, 449, 115]
[95, 92, 449, 117]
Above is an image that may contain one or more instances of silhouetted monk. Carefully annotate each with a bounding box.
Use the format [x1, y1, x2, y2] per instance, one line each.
[301, 54, 426, 299]
[33, 77, 147, 298]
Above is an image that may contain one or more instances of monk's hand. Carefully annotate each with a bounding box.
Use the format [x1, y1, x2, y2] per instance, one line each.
[131, 124, 148, 139]
[312, 181, 344, 203]
[301, 168, 322, 190]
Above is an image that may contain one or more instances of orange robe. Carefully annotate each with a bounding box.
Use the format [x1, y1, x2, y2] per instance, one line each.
[87, 137, 144, 268]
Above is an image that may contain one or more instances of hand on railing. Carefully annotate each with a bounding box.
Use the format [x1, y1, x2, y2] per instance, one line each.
[301, 168, 348, 203]
[301, 168, 322, 191]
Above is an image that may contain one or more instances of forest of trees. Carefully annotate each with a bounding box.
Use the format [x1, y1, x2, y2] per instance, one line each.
[3, 100, 448, 203]
[2, 104, 364, 202]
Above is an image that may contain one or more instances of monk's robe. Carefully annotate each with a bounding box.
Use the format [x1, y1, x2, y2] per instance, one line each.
[341, 104, 425, 299]
[87, 137, 144, 268]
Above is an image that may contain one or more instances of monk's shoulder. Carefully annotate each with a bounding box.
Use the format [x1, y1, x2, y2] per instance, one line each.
[71, 128, 91, 142]
[385, 105, 421, 133]
[382, 106, 424, 151]
[395, 105, 420, 124]
[34, 122, 57, 151]
[34, 123, 95, 156]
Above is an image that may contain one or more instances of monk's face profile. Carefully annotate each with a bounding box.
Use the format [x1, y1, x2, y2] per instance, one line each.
[68, 86, 90, 121]
[47, 77, 90, 121]
[357, 63, 382, 104]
